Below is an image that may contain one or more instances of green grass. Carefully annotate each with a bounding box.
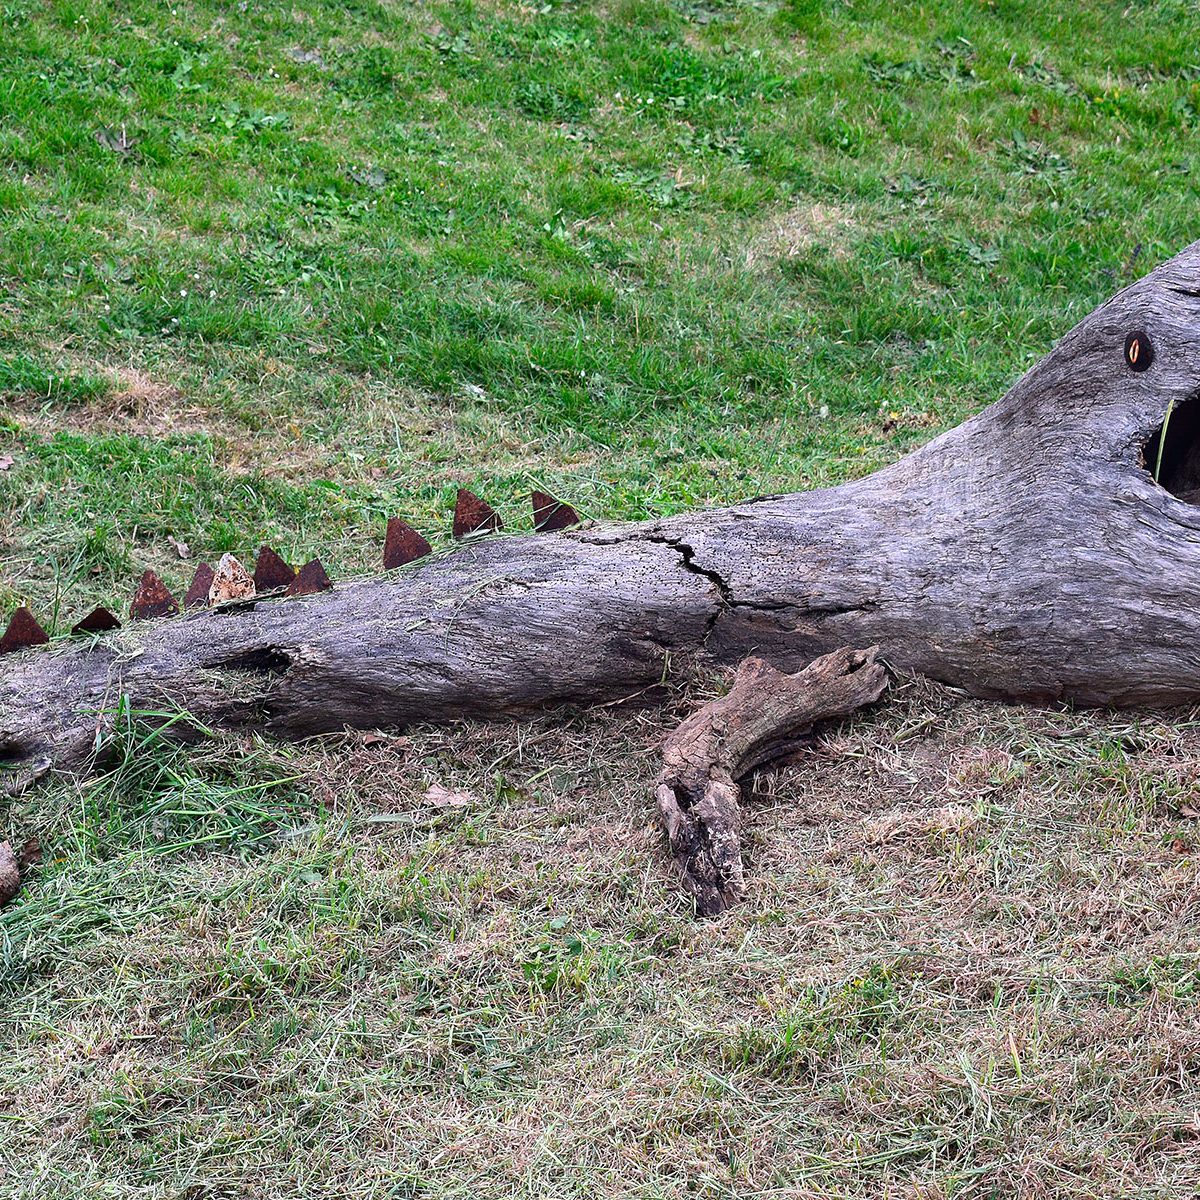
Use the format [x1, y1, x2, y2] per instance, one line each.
[4, 0, 1200, 612]
[3, 0, 1200, 1195]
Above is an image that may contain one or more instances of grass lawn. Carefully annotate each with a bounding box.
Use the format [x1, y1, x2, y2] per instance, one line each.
[3, 0, 1200, 1194]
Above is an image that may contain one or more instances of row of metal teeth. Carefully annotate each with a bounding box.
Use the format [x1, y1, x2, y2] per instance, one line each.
[0, 488, 579, 656]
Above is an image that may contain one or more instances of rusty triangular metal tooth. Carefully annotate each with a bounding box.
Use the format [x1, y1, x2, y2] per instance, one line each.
[130, 569, 179, 620]
[0, 607, 50, 655]
[183, 562, 215, 610]
[452, 489, 502, 539]
[286, 558, 332, 596]
[209, 554, 255, 605]
[531, 490, 580, 532]
[254, 545, 296, 591]
[384, 517, 431, 569]
[71, 606, 120, 636]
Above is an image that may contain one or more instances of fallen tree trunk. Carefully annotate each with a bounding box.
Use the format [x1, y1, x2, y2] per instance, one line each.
[5, 241, 1200, 789]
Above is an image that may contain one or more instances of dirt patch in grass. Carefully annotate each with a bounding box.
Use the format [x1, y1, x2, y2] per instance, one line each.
[10, 367, 221, 441]
[10, 368, 600, 488]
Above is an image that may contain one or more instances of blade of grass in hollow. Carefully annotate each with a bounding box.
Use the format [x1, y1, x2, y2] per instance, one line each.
[1155, 399, 1175, 483]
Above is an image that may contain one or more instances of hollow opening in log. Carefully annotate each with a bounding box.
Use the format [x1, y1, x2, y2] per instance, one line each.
[212, 646, 293, 675]
[0, 737, 34, 768]
[1146, 391, 1200, 502]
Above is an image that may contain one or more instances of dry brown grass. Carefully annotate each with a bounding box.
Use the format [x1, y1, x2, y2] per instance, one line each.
[8, 366, 213, 441]
[3, 673, 1199, 1198]
[746, 202, 859, 269]
[5, 366, 601, 499]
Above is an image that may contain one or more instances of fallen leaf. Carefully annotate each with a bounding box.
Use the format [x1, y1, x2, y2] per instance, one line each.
[0, 455, 13, 471]
[361, 732, 407, 749]
[349, 165, 388, 189]
[17, 837, 40, 872]
[423, 784, 477, 809]
[95, 125, 137, 155]
[167, 535, 191, 559]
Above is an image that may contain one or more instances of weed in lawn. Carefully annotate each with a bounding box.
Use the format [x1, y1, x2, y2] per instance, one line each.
[721, 962, 904, 1079]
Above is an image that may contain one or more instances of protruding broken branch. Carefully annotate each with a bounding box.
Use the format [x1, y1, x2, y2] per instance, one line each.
[656, 647, 888, 916]
[0, 841, 18, 906]
[0, 837, 40, 907]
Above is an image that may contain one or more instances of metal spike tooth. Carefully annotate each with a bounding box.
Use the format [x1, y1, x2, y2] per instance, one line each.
[254, 545, 296, 591]
[130, 569, 180, 621]
[71, 606, 120, 636]
[209, 554, 256, 605]
[286, 558, 332, 596]
[452, 488, 502, 539]
[183, 563, 215, 610]
[384, 517, 431, 569]
[531, 490, 580, 532]
[0, 607, 50, 655]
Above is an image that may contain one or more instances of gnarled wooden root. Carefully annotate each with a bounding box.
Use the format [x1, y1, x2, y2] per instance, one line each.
[656, 646, 889, 916]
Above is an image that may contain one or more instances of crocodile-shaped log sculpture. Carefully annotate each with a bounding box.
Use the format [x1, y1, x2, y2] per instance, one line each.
[4, 239, 1200, 911]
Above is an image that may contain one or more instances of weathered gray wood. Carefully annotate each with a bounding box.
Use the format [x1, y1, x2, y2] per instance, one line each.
[657, 647, 889, 916]
[4, 240, 1200, 786]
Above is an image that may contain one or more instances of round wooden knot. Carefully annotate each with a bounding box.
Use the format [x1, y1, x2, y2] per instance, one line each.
[1125, 330, 1154, 372]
